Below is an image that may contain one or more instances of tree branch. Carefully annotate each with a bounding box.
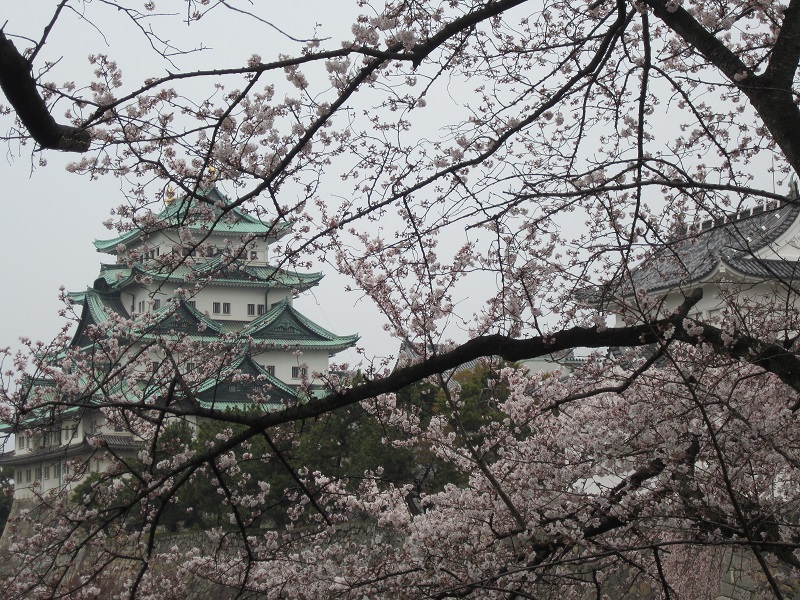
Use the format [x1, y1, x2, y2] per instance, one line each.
[0, 31, 92, 152]
[155, 291, 800, 435]
[763, 0, 800, 88]
[0, 30, 90, 152]
[643, 0, 800, 176]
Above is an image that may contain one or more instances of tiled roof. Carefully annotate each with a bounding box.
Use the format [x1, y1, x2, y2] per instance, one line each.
[90, 434, 144, 449]
[627, 200, 800, 295]
[69, 290, 130, 348]
[0, 433, 141, 466]
[725, 256, 800, 280]
[194, 355, 299, 408]
[86, 290, 130, 323]
[575, 200, 800, 306]
[66, 288, 357, 352]
[251, 338, 360, 351]
[92, 259, 322, 291]
[94, 187, 291, 253]
[243, 298, 359, 351]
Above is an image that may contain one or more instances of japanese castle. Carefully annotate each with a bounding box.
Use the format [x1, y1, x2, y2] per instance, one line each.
[1, 187, 358, 501]
[586, 194, 800, 322]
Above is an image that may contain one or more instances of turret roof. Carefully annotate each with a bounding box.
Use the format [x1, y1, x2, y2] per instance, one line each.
[581, 199, 800, 308]
[194, 355, 300, 409]
[0, 433, 144, 466]
[94, 187, 291, 254]
[0, 354, 297, 436]
[629, 200, 800, 294]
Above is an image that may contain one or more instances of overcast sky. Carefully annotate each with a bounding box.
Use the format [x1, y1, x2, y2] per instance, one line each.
[0, 2, 401, 372]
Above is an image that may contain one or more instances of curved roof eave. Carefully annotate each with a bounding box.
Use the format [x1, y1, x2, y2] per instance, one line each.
[624, 201, 800, 296]
[241, 298, 358, 345]
[97, 259, 322, 292]
[251, 336, 360, 352]
[622, 255, 798, 301]
[94, 190, 293, 255]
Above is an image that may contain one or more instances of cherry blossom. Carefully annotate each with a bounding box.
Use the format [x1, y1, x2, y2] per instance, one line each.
[0, 0, 799, 598]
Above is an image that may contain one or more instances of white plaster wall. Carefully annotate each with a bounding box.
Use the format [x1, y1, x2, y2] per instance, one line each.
[661, 281, 793, 321]
[192, 286, 273, 321]
[130, 280, 292, 321]
[11, 412, 115, 500]
[119, 228, 268, 266]
[13, 452, 123, 500]
[13, 457, 65, 499]
[252, 349, 331, 384]
[129, 282, 179, 316]
[133, 231, 181, 259]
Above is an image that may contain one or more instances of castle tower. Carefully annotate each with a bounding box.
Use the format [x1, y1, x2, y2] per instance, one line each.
[1, 187, 358, 500]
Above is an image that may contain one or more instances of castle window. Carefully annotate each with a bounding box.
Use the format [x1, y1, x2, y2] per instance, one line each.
[291, 366, 307, 379]
[54, 463, 61, 479]
[25, 469, 31, 483]
[247, 304, 255, 316]
[265, 365, 275, 376]
[188, 300, 196, 309]
[223, 302, 231, 315]
[152, 361, 160, 374]
[17, 436, 24, 449]
[44, 466, 50, 480]
[250, 251, 258, 260]
[35, 467, 42, 481]
[213, 302, 221, 314]
[153, 299, 161, 310]
[257, 304, 265, 315]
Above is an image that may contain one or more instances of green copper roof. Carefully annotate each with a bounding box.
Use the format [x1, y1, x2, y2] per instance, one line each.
[141, 297, 224, 337]
[191, 255, 323, 289]
[94, 257, 323, 291]
[0, 356, 294, 434]
[0, 376, 90, 432]
[66, 289, 357, 354]
[69, 288, 131, 348]
[243, 298, 359, 352]
[67, 290, 225, 350]
[5, 302, 352, 434]
[194, 355, 299, 409]
[94, 187, 291, 254]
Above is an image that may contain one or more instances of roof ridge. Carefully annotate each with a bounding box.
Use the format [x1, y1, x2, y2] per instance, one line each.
[627, 200, 800, 295]
[94, 186, 291, 254]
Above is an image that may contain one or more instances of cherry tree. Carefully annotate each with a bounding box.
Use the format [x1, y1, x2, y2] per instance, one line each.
[1, 0, 800, 598]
